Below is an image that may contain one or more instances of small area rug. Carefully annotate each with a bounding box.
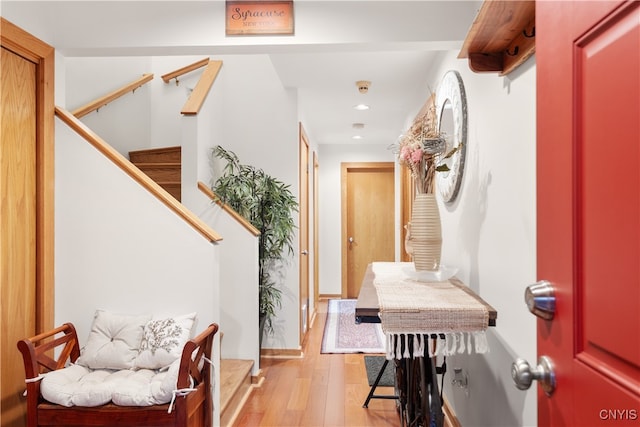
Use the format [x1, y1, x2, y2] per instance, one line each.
[321, 299, 386, 354]
[364, 355, 395, 387]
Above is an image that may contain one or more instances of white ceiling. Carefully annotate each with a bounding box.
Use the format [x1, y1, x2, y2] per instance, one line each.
[270, 50, 440, 145]
[1, 0, 482, 146]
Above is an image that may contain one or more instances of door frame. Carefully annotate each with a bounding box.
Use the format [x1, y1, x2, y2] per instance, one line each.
[400, 163, 413, 262]
[298, 123, 310, 345]
[340, 162, 395, 297]
[1, 18, 55, 335]
[312, 151, 319, 312]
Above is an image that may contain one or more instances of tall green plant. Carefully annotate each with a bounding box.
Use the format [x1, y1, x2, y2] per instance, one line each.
[211, 146, 298, 334]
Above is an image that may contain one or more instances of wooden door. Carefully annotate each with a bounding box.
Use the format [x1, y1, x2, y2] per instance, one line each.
[341, 163, 394, 298]
[0, 19, 55, 427]
[1, 44, 37, 427]
[299, 124, 310, 344]
[537, 1, 639, 425]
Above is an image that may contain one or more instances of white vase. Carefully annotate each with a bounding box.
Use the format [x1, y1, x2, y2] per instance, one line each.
[409, 193, 442, 271]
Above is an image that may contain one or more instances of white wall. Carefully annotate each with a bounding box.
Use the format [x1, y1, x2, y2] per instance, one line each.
[428, 51, 537, 427]
[65, 57, 153, 154]
[55, 120, 221, 332]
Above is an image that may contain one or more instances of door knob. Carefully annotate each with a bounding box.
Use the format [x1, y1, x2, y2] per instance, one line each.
[301, 250, 308, 255]
[525, 280, 555, 320]
[511, 356, 556, 396]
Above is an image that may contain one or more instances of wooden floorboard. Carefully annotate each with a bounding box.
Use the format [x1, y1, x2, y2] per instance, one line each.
[231, 299, 399, 427]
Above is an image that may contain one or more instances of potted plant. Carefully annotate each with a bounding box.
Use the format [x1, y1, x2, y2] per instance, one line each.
[210, 146, 298, 345]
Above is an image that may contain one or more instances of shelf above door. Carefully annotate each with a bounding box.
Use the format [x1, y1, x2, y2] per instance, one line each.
[458, 0, 535, 76]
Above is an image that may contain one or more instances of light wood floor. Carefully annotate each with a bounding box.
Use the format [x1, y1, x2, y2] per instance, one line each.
[231, 299, 399, 427]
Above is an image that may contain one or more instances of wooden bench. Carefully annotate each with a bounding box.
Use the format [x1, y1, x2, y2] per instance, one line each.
[17, 322, 218, 427]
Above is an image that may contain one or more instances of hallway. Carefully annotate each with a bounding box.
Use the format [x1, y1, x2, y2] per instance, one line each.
[232, 299, 399, 427]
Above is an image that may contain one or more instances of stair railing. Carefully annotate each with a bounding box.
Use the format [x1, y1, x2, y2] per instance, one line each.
[198, 182, 260, 236]
[161, 58, 223, 115]
[161, 58, 209, 85]
[56, 106, 223, 243]
[71, 74, 154, 118]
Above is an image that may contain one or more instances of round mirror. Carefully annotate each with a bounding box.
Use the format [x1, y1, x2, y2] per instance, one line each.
[436, 70, 467, 204]
[438, 100, 455, 182]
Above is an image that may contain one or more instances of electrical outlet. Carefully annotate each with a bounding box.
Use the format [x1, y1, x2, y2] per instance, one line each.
[452, 367, 468, 389]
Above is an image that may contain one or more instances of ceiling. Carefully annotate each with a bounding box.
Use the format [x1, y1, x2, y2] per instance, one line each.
[1, 0, 482, 146]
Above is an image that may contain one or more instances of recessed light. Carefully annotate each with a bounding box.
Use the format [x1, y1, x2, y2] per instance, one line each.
[353, 104, 370, 111]
[352, 135, 363, 140]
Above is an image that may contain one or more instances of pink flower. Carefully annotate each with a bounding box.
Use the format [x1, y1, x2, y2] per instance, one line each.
[400, 146, 410, 162]
[410, 147, 423, 163]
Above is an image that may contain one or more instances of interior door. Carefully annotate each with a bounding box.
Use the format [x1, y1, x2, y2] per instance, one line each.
[536, 1, 639, 424]
[341, 162, 395, 299]
[299, 124, 310, 344]
[1, 44, 38, 427]
[1, 19, 54, 427]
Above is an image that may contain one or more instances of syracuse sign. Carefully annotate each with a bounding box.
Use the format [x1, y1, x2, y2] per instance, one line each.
[226, 1, 294, 35]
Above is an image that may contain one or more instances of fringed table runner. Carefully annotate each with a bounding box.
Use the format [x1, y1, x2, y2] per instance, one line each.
[372, 262, 489, 360]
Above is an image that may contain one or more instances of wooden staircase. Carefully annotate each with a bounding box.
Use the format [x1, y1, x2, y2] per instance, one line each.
[221, 358, 255, 426]
[129, 146, 181, 201]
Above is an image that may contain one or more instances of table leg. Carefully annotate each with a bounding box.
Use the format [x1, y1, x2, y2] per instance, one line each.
[362, 358, 399, 408]
[428, 356, 445, 427]
[393, 336, 447, 427]
[395, 359, 408, 427]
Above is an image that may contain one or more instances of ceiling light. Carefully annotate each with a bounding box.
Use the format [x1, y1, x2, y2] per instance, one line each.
[352, 135, 363, 140]
[353, 104, 370, 111]
[352, 123, 365, 129]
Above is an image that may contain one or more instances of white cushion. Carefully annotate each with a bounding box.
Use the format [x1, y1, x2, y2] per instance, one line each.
[40, 362, 180, 407]
[112, 359, 181, 406]
[76, 310, 151, 370]
[134, 313, 196, 370]
[41, 365, 116, 407]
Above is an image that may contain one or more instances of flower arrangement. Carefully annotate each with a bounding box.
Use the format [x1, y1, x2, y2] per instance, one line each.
[395, 97, 457, 194]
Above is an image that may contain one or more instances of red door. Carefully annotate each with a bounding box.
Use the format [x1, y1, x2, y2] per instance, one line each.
[537, 1, 639, 425]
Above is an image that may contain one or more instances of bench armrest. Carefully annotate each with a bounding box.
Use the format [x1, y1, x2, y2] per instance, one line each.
[177, 323, 218, 389]
[17, 323, 81, 377]
[17, 323, 81, 419]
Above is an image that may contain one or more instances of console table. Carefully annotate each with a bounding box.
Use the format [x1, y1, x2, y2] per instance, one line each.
[355, 263, 497, 427]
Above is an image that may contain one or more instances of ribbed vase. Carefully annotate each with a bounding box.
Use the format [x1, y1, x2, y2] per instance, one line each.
[409, 192, 442, 271]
